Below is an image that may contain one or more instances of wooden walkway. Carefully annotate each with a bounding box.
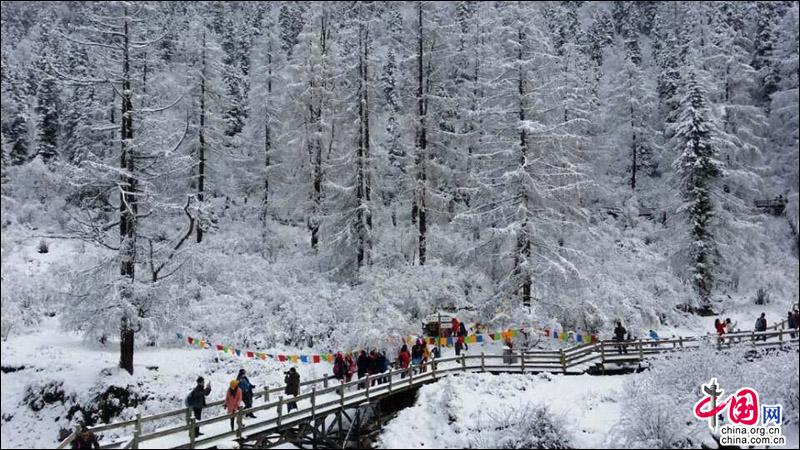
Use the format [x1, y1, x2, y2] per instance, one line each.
[57, 325, 799, 449]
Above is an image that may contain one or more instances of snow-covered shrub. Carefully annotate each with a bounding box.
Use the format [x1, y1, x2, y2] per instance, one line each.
[754, 287, 770, 305]
[471, 402, 573, 449]
[608, 345, 800, 448]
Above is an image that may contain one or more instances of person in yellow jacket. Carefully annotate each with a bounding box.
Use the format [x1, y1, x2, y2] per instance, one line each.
[421, 340, 431, 373]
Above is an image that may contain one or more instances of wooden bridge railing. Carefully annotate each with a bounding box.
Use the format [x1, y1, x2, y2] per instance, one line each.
[57, 323, 798, 449]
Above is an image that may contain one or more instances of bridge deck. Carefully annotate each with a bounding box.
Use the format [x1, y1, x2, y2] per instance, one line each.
[57, 324, 798, 450]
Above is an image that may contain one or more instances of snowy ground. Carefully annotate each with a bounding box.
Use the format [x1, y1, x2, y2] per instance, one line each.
[377, 371, 625, 449]
[0, 317, 335, 448]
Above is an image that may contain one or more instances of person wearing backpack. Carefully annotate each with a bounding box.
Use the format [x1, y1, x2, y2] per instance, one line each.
[459, 322, 469, 350]
[237, 369, 257, 418]
[186, 377, 211, 436]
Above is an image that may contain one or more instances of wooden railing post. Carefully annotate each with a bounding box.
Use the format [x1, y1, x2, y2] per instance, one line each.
[638, 339, 644, 360]
[679, 336, 684, 349]
[365, 374, 370, 399]
[188, 418, 196, 448]
[311, 387, 316, 419]
[600, 342, 605, 362]
[324, 376, 329, 389]
[432, 359, 437, 380]
[388, 369, 393, 392]
[519, 352, 525, 373]
[341, 380, 346, 404]
[132, 413, 142, 449]
[461, 354, 466, 372]
[409, 366, 413, 386]
[480, 352, 485, 372]
[263, 386, 270, 404]
[277, 396, 283, 427]
[236, 410, 243, 439]
[560, 349, 566, 374]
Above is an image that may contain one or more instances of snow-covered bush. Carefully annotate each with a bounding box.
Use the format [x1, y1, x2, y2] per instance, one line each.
[471, 402, 573, 449]
[608, 345, 800, 448]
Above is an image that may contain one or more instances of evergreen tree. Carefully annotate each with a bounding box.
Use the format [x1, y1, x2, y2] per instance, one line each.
[672, 73, 722, 313]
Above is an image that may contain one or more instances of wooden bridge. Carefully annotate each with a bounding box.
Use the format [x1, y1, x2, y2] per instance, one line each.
[57, 323, 798, 449]
[755, 197, 788, 215]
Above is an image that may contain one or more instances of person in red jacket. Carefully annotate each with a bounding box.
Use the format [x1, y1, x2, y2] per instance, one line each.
[450, 317, 460, 338]
[714, 318, 726, 335]
[398, 345, 411, 378]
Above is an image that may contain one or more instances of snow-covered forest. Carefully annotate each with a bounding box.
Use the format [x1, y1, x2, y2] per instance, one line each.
[1, 1, 798, 448]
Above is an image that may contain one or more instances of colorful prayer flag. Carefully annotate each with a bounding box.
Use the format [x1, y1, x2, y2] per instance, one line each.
[326, 354, 334, 363]
[259, 353, 267, 360]
[278, 354, 287, 362]
[300, 355, 308, 363]
[176, 333, 183, 340]
[476, 334, 484, 343]
[235, 349, 241, 357]
[187, 337, 194, 345]
[216, 344, 224, 351]
[246, 351, 254, 359]
[313, 355, 321, 363]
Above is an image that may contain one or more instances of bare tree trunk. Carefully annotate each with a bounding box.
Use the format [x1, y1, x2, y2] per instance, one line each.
[356, 18, 372, 269]
[262, 40, 272, 223]
[119, 10, 136, 375]
[415, 1, 428, 266]
[515, 26, 531, 308]
[197, 29, 206, 243]
[308, 13, 327, 251]
[630, 102, 637, 191]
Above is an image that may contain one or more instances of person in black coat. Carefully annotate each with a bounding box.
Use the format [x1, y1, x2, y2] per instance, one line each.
[284, 368, 300, 411]
[356, 350, 369, 388]
[187, 377, 211, 436]
[614, 322, 627, 355]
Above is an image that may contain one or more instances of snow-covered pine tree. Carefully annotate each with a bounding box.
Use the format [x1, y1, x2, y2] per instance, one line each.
[57, 2, 193, 374]
[672, 72, 723, 314]
[460, 2, 584, 308]
[602, 36, 660, 191]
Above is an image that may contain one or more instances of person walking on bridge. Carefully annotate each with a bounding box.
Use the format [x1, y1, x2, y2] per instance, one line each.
[187, 376, 211, 436]
[614, 322, 627, 355]
[421, 340, 431, 373]
[755, 313, 767, 341]
[345, 352, 357, 383]
[788, 310, 797, 339]
[285, 367, 300, 411]
[411, 339, 423, 372]
[459, 322, 469, 351]
[224, 380, 243, 431]
[71, 425, 99, 449]
[237, 369, 257, 418]
[356, 350, 369, 388]
[398, 344, 411, 378]
[333, 352, 346, 393]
